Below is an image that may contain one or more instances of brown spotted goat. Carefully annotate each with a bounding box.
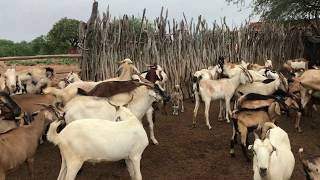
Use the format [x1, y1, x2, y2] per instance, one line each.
[171, 85, 184, 115]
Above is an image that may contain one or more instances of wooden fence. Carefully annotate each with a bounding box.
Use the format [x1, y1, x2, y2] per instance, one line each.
[79, 1, 307, 98]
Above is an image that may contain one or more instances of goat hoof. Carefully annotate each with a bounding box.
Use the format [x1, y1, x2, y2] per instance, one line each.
[298, 129, 303, 133]
[192, 124, 197, 128]
[218, 117, 223, 121]
[226, 120, 230, 123]
[207, 126, 212, 130]
[230, 150, 235, 157]
[151, 139, 159, 145]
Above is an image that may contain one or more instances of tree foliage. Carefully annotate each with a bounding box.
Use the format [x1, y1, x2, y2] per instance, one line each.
[47, 17, 80, 53]
[227, 0, 320, 21]
[0, 17, 80, 57]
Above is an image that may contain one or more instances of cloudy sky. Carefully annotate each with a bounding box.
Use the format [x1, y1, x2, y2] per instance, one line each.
[0, 0, 256, 42]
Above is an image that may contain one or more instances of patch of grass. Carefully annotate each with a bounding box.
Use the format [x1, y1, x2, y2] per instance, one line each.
[5, 58, 78, 66]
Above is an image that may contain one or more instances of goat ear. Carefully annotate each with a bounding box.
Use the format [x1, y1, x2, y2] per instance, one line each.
[275, 102, 281, 115]
[254, 132, 259, 140]
[116, 66, 123, 76]
[32, 111, 40, 117]
[271, 145, 277, 154]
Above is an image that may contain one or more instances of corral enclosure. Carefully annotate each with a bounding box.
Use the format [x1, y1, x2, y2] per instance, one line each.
[6, 97, 320, 180]
[79, 1, 307, 97]
[1, 1, 319, 180]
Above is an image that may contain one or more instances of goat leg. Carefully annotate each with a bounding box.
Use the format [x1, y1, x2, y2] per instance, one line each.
[295, 111, 303, 133]
[192, 96, 200, 128]
[26, 157, 34, 179]
[230, 125, 237, 157]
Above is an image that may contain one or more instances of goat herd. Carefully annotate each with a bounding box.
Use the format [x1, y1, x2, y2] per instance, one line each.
[0, 57, 318, 180]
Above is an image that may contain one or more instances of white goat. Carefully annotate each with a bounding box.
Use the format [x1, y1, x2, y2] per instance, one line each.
[0, 65, 17, 94]
[63, 85, 163, 145]
[16, 67, 54, 94]
[193, 67, 253, 129]
[58, 72, 82, 89]
[192, 65, 224, 118]
[249, 123, 295, 180]
[47, 106, 149, 180]
[235, 74, 288, 97]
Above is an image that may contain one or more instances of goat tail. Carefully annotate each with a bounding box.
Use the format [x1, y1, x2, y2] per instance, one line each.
[196, 75, 202, 92]
[47, 120, 63, 145]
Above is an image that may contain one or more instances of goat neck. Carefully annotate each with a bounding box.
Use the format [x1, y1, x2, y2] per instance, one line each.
[27, 113, 47, 140]
[126, 86, 157, 120]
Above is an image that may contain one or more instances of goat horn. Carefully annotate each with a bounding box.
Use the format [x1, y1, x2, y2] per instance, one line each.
[261, 122, 276, 140]
[144, 63, 154, 67]
[240, 66, 253, 83]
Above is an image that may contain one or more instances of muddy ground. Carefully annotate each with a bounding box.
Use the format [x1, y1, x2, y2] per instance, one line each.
[6, 65, 320, 180]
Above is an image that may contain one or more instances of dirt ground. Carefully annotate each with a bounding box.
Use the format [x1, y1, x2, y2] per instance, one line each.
[5, 65, 320, 180]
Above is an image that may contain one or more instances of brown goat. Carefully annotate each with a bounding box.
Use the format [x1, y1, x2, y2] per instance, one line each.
[299, 148, 320, 180]
[0, 107, 54, 179]
[230, 109, 272, 161]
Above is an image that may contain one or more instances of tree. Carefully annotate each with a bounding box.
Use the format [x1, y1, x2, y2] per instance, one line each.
[47, 17, 80, 53]
[0, 39, 15, 57]
[227, 0, 320, 21]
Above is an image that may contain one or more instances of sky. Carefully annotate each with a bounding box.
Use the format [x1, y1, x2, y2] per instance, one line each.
[0, 0, 257, 42]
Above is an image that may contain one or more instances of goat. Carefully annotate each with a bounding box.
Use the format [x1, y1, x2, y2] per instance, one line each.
[171, 84, 184, 115]
[193, 66, 253, 129]
[44, 58, 139, 106]
[16, 67, 54, 94]
[248, 70, 268, 82]
[12, 94, 56, 143]
[235, 73, 288, 97]
[58, 71, 81, 89]
[0, 105, 55, 179]
[286, 58, 308, 71]
[249, 122, 295, 180]
[47, 105, 149, 180]
[298, 69, 320, 109]
[0, 65, 17, 94]
[62, 83, 168, 145]
[299, 148, 320, 180]
[192, 65, 224, 119]
[140, 63, 169, 115]
[229, 101, 281, 160]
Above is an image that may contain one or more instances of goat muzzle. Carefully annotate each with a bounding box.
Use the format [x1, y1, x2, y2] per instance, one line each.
[259, 168, 267, 177]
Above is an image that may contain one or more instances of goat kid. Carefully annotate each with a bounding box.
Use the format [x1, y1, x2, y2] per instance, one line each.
[171, 85, 184, 115]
